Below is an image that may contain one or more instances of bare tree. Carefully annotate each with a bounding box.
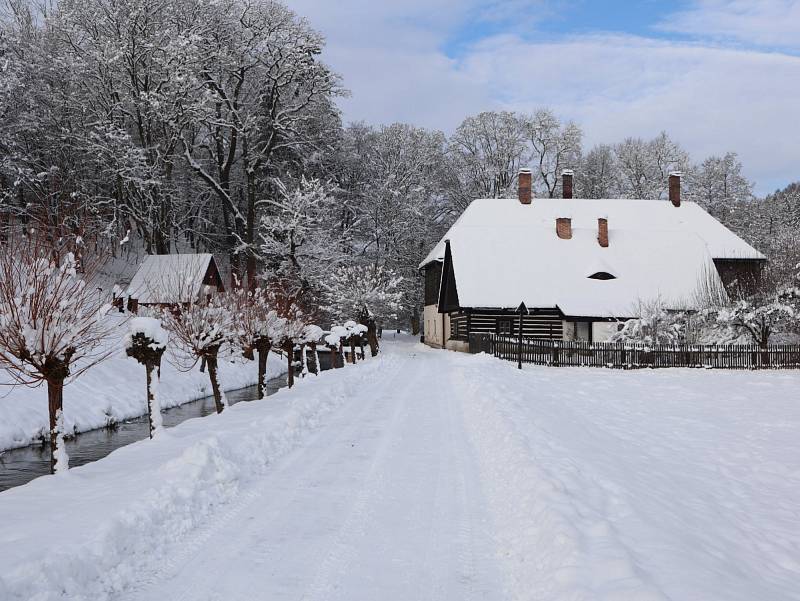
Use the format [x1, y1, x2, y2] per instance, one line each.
[0, 234, 116, 473]
[160, 295, 233, 413]
[448, 111, 528, 208]
[686, 152, 754, 219]
[525, 109, 582, 198]
[614, 132, 690, 199]
[578, 144, 617, 198]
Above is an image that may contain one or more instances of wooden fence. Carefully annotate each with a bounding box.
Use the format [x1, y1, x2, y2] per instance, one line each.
[470, 334, 800, 370]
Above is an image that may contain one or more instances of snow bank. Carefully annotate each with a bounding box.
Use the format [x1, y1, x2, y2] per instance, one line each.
[452, 353, 800, 601]
[0, 355, 382, 600]
[0, 345, 286, 452]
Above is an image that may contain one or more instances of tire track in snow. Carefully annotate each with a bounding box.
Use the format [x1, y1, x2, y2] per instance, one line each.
[299, 367, 415, 601]
[121, 356, 405, 601]
[446, 388, 479, 601]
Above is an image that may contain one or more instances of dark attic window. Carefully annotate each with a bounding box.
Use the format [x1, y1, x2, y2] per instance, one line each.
[588, 271, 616, 280]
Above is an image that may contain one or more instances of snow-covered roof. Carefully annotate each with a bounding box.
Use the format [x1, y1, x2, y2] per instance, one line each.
[422, 198, 764, 318]
[127, 254, 215, 304]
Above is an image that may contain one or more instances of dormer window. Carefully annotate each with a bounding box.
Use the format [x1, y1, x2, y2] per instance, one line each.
[588, 271, 616, 280]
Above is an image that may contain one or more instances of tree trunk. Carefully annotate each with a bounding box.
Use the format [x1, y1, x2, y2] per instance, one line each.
[358, 308, 379, 357]
[206, 352, 225, 413]
[328, 345, 340, 368]
[760, 334, 770, 367]
[256, 339, 270, 400]
[145, 361, 163, 438]
[284, 341, 295, 388]
[47, 377, 68, 474]
[349, 338, 357, 364]
[310, 343, 320, 375]
[411, 314, 420, 336]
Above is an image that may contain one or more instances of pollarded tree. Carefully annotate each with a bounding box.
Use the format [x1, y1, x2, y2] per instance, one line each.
[301, 324, 324, 375]
[343, 320, 368, 363]
[324, 325, 349, 369]
[124, 316, 168, 438]
[275, 305, 306, 389]
[227, 288, 285, 399]
[322, 264, 403, 356]
[160, 295, 233, 413]
[0, 234, 116, 473]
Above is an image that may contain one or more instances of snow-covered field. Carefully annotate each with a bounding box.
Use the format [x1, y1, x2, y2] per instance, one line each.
[0, 341, 287, 452]
[0, 338, 798, 600]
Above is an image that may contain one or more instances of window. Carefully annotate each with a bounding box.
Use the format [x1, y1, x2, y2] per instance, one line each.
[497, 319, 513, 336]
[588, 271, 616, 280]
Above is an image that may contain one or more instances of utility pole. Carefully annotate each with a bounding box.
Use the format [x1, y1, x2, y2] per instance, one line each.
[516, 302, 528, 370]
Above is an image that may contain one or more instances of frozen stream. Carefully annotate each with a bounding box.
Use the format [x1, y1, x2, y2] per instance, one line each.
[0, 376, 289, 492]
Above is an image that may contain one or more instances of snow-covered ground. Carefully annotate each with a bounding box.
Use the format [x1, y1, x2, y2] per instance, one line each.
[0, 340, 287, 452]
[0, 338, 798, 600]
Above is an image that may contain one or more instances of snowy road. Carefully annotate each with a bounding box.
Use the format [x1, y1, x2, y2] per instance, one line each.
[2, 337, 799, 600]
[122, 342, 502, 601]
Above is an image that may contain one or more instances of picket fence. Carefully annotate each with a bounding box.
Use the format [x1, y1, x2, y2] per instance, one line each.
[470, 334, 800, 370]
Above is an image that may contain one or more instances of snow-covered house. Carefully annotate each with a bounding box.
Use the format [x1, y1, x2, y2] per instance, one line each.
[420, 171, 765, 350]
[126, 253, 224, 313]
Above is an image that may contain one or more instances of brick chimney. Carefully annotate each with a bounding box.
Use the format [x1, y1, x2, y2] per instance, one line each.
[669, 172, 682, 207]
[556, 217, 572, 240]
[518, 168, 532, 204]
[562, 169, 574, 199]
[598, 217, 609, 248]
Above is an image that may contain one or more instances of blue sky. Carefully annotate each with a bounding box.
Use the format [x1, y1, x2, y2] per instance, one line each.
[286, 1, 800, 195]
[443, 1, 684, 56]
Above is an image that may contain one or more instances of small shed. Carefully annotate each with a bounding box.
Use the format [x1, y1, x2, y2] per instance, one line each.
[126, 253, 224, 312]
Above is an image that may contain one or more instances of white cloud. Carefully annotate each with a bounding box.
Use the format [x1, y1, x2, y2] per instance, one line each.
[461, 33, 800, 194]
[286, 1, 800, 194]
[658, 0, 800, 50]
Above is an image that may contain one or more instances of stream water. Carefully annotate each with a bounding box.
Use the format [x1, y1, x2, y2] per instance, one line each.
[0, 375, 289, 493]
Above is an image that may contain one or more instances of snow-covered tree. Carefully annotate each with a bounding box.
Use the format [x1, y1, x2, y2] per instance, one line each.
[227, 288, 286, 399]
[343, 320, 368, 363]
[0, 234, 115, 473]
[160, 295, 233, 413]
[614, 133, 690, 199]
[525, 109, 582, 198]
[686, 152, 753, 219]
[578, 144, 618, 199]
[717, 289, 799, 348]
[300, 324, 324, 375]
[259, 177, 341, 299]
[266, 296, 307, 388]
[322, 264, 403, 356]
[447, 111, 528, 209]
[179, 0, 343, 287]
[338, 123, 448, 329]
[124, 316, 168, 438]
[324, 325, 349, 369]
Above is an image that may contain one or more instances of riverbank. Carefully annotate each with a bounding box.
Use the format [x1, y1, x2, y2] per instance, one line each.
[0, 349, 287, 453]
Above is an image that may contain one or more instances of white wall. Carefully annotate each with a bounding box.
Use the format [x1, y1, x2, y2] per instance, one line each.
[592, 322, 618, 342]
[423, 304, 450, 348]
